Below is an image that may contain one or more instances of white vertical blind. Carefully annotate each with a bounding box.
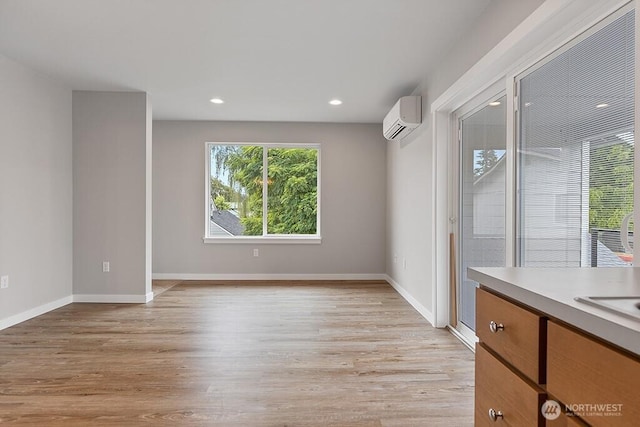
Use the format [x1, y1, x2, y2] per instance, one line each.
[518, 9, 635, 267]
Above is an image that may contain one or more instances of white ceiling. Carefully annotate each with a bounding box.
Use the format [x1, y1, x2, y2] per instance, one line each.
[0, 0, 491, 123]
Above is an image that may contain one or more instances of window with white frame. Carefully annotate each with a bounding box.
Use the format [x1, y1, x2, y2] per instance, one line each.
[205, 143, 320, 241]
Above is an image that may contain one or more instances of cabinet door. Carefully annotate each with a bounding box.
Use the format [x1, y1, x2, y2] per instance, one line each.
[545, 407, 589, 427]
[547, 321, 640, 426]
[476, 343, 545, 426]
[565, 415, 589, 427]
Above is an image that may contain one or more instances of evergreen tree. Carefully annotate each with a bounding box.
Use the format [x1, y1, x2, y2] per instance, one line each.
[474, 149, 499, 177]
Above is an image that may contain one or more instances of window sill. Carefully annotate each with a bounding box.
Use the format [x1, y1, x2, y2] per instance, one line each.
[203, 236, 322, 245]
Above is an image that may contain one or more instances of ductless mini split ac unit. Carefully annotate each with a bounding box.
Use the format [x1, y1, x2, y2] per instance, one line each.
[383, 95, 422, 141]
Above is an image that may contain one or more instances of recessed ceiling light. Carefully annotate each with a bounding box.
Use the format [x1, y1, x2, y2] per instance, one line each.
[329, 99, 342, 106]
[596, 103, 609, 108]
[524, 102, 533, 107]
[210, 98, 224, 104]
[488, 101, 501, 106]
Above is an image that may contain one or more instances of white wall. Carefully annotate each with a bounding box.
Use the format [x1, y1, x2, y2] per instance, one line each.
[386, 0, 545, 322]
[0, 54, 73, 326]
[73, 91, 152, 301]
[153, 121, 386, 278]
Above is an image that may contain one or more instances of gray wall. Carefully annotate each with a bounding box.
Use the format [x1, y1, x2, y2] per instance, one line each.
[73, 91, 151, 299]
[153, 121, 386, 276]
[0, 54, 72, 322]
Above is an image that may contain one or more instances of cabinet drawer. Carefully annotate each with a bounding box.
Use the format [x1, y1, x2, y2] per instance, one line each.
[547, 321, 640, 427]
[476, 343, 545, 426]
[477, 288, 546, 383]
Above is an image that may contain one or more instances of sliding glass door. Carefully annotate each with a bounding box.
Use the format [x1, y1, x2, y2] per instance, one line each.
[450, 6, 635, 347]
[455, 94, 507, 337]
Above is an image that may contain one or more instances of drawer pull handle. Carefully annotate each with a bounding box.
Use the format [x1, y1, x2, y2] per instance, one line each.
[489, 321, 504, 333]
[488, 408, 504, 421]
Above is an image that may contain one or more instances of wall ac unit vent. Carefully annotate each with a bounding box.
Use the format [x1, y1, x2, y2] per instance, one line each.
[383, 96, 421, 141]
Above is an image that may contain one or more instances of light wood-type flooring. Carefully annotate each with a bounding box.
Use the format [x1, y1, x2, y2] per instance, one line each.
[0, 281, 474, 426]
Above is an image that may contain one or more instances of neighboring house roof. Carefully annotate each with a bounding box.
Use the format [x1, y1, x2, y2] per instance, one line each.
[209, 221, 232, 236]
[211, 210, 244, 236]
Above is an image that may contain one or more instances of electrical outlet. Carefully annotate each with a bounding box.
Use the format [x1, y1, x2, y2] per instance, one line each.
[253, 249, 259, 257]
[0, 275, 8, 289]
[102, 261, 110, 273]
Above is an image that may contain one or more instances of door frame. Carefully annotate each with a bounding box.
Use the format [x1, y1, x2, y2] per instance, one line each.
[429, 0, 635, 338]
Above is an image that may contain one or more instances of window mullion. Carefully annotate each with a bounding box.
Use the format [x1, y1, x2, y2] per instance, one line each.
[262, 147, 268, 236]
[505, 78, 518, 268]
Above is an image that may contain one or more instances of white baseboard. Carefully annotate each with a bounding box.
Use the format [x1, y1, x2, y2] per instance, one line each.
[384, 275, 435, 326]
[73, 293, 152, 303]
[0, 292, 155, 331]
[152, 273, 387, 281]
[0, 295, 73, 331]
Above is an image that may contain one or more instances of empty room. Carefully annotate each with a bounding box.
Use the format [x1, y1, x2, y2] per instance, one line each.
[1, 0, 639, 426]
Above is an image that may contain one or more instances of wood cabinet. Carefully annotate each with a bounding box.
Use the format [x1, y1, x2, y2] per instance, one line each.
[547, 321, 640, 426]
[476, 287, 640, 427]
[476, 288, 547, 426]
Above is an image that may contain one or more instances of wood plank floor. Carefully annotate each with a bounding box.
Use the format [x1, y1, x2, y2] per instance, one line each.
[0, 281, 474, 426]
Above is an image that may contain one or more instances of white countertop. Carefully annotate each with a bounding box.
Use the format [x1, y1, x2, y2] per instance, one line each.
[467, 267, 640, 356]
